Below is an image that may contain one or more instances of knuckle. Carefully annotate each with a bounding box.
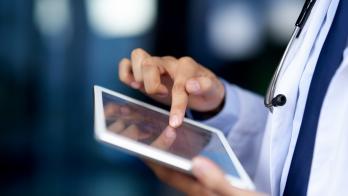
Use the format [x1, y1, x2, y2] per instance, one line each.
[142, 58, 152, 68]
[178, 57, 198, 75]
[179, 56, 193, 64]
[143, 56, 161, 69]
[162, 56, 176, 62]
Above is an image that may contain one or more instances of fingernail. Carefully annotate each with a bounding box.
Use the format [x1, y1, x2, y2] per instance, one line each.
[165, 127, 176, 139]
[187, 80, 200, 92]
[131, 82, 140, 89]
[192, 158, 208, 177]
[170, 115, 181, 127]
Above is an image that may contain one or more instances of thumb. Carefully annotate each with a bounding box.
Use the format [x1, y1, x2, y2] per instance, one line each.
[192, 157, 265, 196]
[185, 76, 215, 96]
[192, 156, 233, 195]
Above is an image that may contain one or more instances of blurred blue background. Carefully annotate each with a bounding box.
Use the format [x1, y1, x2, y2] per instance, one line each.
[0, 0, 302, 195]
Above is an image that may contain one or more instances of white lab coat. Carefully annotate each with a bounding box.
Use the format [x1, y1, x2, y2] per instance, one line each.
[202, 0, 348, 195]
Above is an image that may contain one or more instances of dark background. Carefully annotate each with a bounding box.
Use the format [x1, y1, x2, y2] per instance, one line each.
[0, 0, 302, 195]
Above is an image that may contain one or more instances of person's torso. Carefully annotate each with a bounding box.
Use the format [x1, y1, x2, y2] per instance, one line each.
[253, 0, 348, 195]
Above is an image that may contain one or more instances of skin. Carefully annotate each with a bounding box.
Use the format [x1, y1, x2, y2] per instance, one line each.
[117, 48, 266, 196]
[118, 48, 225, 128]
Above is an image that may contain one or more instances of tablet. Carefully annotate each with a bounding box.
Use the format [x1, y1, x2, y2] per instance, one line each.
[94, 85, 255, 190]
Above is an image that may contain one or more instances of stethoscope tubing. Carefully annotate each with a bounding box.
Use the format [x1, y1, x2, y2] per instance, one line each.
[264, 27, 300, 112]
[264, 0, 316, 112]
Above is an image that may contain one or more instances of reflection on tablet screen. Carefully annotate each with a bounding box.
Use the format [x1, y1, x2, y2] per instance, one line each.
[102, 92, 239, 178]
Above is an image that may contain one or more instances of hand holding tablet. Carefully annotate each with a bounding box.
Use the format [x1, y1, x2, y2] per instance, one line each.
[94, 86, 255, 191]
[102, 96, 261, 195]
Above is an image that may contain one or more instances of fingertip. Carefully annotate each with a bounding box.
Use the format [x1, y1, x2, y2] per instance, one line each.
[169, 115, 181, 128]
[169, 112, 184, 128]
[192, 156, 223, 178]
[170, 83, 188, 127]
[118, 58, 130, 65]
[118, 58, 135, 85]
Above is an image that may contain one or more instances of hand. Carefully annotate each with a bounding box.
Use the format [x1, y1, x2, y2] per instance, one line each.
[145, 137, 266, 196]
[190, 157, 266, 196]
[118, 48, 225, 128]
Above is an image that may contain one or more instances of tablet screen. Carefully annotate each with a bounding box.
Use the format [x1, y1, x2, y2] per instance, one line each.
[102, 92, 240, 178]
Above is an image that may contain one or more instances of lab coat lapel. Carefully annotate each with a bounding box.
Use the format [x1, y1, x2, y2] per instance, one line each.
[307, 47, 348, 195]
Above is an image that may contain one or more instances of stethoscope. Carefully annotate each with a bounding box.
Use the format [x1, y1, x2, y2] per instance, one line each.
[264, 0, 317, 112]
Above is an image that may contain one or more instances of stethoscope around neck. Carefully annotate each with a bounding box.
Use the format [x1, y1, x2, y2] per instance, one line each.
[264, 0, 316, 112]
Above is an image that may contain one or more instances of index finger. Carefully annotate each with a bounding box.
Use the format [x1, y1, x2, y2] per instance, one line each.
[169, 57, 198, 128]
[169, 78, 188, 128]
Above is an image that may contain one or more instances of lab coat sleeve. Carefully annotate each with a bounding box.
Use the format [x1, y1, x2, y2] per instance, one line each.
[195, 79, 268, 179]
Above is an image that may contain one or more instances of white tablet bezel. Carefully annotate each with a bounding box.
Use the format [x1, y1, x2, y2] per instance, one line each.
[94, 85, 255, 190]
